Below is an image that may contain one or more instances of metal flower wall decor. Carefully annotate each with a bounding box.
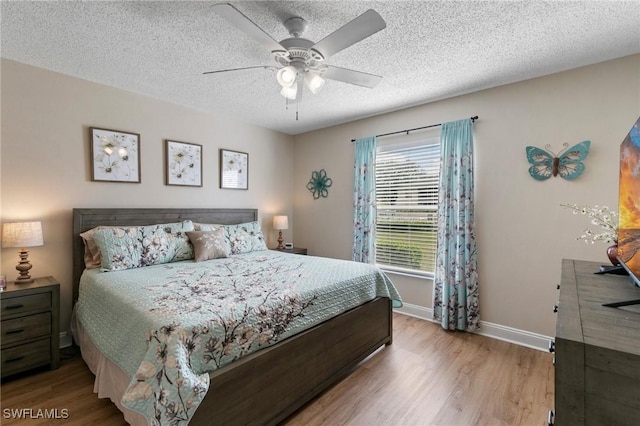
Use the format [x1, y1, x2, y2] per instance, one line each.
[306, 169, 332, 199]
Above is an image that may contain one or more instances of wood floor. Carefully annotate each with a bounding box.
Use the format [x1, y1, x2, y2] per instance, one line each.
[0, 314, 554, 425]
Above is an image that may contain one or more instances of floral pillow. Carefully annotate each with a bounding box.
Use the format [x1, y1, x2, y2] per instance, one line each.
[93, 221, 195, 271]
[80, 226, 111, 269]
[186, 229, 230, 262]
[224, 221, 267, 255]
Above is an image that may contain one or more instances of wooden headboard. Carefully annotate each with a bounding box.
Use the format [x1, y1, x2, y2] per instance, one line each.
[72, 208, 258, 304]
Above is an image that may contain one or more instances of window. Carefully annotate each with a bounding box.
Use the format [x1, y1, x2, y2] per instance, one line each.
[375, 139, 440, 276]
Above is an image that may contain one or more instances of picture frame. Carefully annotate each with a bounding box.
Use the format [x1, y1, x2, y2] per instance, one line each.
[219, 149, 249, 190]
[165, 140, 203, 187]
[90, 127, 141, 183]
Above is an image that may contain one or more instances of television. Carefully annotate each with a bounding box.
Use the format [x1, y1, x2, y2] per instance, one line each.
[617, 115, 640, 288]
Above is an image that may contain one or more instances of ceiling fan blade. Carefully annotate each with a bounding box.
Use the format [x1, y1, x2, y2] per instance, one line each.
[213, 3, 286, 53]
[324, 66, 383, 89]
[310, 9, 386, 59]
[203, 65, 274, 75]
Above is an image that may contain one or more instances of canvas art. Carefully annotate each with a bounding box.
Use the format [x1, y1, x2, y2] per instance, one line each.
[220, 149, 248, 189]
[90, 127, 141, 183]
[618, 116, 640, 273]
[166, 140, 202, 187]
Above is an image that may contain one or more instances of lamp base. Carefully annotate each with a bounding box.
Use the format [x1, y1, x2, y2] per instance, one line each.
[15, 248, 34, 284]
[277, 230, 284, 250]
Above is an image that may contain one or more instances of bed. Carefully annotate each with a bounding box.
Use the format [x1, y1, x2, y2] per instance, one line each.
[71, 208, 400, 425]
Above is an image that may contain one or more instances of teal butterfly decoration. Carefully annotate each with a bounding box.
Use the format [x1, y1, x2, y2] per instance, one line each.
[526, 141, 590, 181]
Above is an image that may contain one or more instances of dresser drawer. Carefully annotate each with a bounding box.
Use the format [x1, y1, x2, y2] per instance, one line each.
[1, 293, 51, 316]
[1, 338, 51, 376]
[1, 312, 51, 346]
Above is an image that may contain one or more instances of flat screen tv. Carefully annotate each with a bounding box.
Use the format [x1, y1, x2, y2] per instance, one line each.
[617, 116, 640, 287]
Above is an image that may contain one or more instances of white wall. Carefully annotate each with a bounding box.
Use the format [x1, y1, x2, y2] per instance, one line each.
[293, 54, 640, 338]
[0, 59, 296, 335]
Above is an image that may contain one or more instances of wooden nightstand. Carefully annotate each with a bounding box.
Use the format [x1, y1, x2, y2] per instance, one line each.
[1, 276, 60, 378]
[272, 247, 308, 255]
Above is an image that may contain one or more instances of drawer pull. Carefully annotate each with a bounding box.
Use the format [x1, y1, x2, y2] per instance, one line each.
[556, 284, 560, 290]
[548, 340, 555, 353]
[553, 304, 558, 313]
[548, 409, 555, 425]
[5, 304, 25, 310]
[5, 328, 25, 335]
[5, 356, 25, 363]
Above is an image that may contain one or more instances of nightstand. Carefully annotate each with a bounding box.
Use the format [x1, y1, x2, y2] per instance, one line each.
[1, 276, 60, 378]
[272, 247, 308, 255]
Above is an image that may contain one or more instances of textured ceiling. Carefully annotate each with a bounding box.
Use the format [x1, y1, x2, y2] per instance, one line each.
[2, 1, 639, 135]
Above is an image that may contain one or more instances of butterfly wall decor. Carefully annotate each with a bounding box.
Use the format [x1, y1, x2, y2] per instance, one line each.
[525, 141, 591, 181]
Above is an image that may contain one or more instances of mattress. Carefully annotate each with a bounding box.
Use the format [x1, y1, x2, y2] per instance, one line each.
[74, 250, 401, 424]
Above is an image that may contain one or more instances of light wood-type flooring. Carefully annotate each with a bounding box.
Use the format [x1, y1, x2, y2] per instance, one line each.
[0, 314, 554, 425]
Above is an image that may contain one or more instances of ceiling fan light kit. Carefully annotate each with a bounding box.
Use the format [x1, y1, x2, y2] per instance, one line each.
[208, 3, 386, 106]
[276, 66, 297, 87]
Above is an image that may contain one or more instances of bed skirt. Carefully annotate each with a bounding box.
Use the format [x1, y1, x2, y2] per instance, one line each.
[71, 308, 146, 426]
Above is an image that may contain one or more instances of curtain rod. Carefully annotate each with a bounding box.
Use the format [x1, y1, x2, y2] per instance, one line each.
[350, 115, 478, 142]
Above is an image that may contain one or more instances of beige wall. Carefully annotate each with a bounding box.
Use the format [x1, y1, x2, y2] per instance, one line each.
[2, 55, 638, 343]
[293, 54, 640, 337]
[0, 59, 295, 335]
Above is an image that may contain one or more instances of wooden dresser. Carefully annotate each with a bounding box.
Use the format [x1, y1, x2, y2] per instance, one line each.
[1, 276, 60, 378]
[553, 259, 640, 425]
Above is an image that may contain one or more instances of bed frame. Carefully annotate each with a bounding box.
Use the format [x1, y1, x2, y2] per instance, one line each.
[72, 208, 393, 425]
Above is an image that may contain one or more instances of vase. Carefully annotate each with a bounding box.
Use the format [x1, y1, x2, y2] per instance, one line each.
[606, 244, 620, 266]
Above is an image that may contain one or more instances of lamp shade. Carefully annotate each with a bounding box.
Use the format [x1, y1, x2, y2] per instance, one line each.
[2, 221, 44, 248]
[304, 72, 325, 94]
[273, 216, 289, 230]
[280, 84, 298, 100]
[276, 66, 297, 88]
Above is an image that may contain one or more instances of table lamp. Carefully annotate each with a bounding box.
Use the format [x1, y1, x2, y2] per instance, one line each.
[273, 215, 288, 250]
[2, 221, 44, 283]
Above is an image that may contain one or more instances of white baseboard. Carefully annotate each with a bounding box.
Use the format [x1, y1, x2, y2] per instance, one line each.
[60, 331, 73, 348]
[394, 303, 552, 352]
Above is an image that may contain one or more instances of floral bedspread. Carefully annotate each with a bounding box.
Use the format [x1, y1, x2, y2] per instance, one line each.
[76, 250, 401, 425]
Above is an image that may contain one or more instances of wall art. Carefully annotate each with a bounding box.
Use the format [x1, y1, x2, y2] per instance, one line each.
[525, 140, 590, 181]
[90, 127, 141, 183]
[306, 169, 332, 199]
[220, 149, 248, 190]
[165, 140, 202, 187]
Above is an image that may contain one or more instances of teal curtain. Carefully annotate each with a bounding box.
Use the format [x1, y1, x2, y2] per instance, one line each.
[352, 136, 377, 263]
[433, 119, 479, 331]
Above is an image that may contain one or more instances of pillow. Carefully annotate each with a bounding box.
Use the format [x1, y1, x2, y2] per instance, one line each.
[80, 225, 139, 269]
[224, 221, 267, 255]
[93, 220, 195, 271]
[186, 229, 230, 262]
[194, 223, 222, 231]
[80, 226, 110, 269]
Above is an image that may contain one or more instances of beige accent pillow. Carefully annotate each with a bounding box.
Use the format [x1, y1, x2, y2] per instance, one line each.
[193, 223, 222, 231]
[187, 229, 230, 262]
[80, 226, 109, 269]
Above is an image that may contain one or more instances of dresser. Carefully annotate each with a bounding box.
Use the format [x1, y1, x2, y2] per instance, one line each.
[1, 276, 60, 378]
[271, 247, 308, 255]
[553, 259, 640, 425]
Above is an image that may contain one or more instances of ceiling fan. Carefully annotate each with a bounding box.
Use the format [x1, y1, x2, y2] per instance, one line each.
[205, 3, 387, 102]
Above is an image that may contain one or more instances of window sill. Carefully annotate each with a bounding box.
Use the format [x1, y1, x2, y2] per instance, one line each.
[376, 264, 434, 280]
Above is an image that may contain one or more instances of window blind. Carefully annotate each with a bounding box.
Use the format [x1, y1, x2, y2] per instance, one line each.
[375, 142, 440, 274]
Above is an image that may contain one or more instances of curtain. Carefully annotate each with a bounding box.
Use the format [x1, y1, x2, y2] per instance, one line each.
[352, 136, 377, 263]
[433, 119, 479, 331]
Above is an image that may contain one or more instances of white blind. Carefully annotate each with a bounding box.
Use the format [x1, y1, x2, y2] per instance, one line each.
[375, 142, 440, 274]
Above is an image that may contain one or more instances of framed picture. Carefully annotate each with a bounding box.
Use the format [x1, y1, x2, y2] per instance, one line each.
[90, 127, 141, 183]
[219, 149, 248, 190]
[165, 140, 203, 187]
